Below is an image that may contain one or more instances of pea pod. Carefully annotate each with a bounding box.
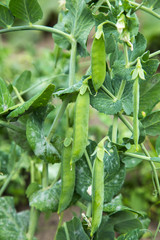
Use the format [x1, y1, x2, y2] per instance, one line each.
[71, 89, 90, 163]
[133, 77, 139, 151]
[58, 127, 75, 213]
[91, 34, 106, 92]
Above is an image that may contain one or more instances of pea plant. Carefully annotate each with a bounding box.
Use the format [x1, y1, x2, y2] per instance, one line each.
[0, 0, 160, 239]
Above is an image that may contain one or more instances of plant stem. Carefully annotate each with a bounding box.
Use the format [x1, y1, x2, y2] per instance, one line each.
[13, 86, 24, 103]
[149, 50, 160, 58]
[118, 113, 133, 132]
[86, 203, 92, 218]
[101, 85, 117, 101]
[106, 0, 111, 9]
[133, 77, 139, 151]
[27, 160, 39, 240]
[124, 43, 129, 68]
[47, 96, 70, 142]
[0, 120, 25, 132]
[112, 114, 118, 143]
[84, 150, 93, 174]
[54, 212, 64, 240]
[0, 170, 15, 196]
[116, 80, 126, 100]
[153, 220, 160, 240]
[93, 0, 104, 14]
[75, 201, 87, 211]
[50, 164, 61, 188]
[64, 222, 70, 240]
[0, 25, 73, 42]
[129, 1, 160, 19]
[42, 162, 48, 188]
[69, 40, 77, 87]
[123, 152, 160, 163]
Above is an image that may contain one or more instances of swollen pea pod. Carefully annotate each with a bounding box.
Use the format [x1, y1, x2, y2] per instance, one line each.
[71, 89, 90, 163]
[133, 77, 139, 151]
[58, 127, 75, 213]
[91, 137, 108, 236]
[91, 34, 106, 92]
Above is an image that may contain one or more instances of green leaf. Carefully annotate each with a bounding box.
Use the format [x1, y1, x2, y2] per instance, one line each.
[53, 0, 94, 56]
[122, 155, 142, 169]
[117, 229, 145, 240]
[0, 78, 14, 113]
[95, 215, 115, 240]
[0, 197, 29, 240]
[13, 70, 32, 93]
[104, 164, 126, 203]
[103, 194, 123, 212]
[30, 181, 61, 212]
[9, 0, 43, 23]
[26, 182, 41, 199]
[142, 59, 159, 81]
[141, 111, 160, 136]
[7, 84, 55, 119]
[140, 74, 160, 116]
[0, 151, 9, 175]
[56, 217, 90, 240]
[26, 107, 60, 163]
[0, 3, 14, 28]
[129, 33, 147, 62]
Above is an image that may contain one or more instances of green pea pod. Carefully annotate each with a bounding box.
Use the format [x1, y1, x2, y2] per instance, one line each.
[71, 90, 90, 163]
[91, 156, 104, 236]
[133, 77, 139, 151]
[91, 35, 106, 92]
[58, 128, 75, 213]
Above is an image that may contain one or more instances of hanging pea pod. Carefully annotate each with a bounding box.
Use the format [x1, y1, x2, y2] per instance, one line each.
[91, 137, 109, 236]
[58, 127, 75, 213]
[132, 58, 145, 151]
[91, 28, 106, 92]
[71, 85, 90, 164]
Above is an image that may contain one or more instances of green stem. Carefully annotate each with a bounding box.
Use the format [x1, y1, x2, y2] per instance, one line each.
[54, 212, 64, 240]
[118, 113, 133, 132]
[116, 80, 126, 100]
[124, 44, 129, 68]
[13, 86, 24, 103]
[64, 222, 70, 240]
[86, 203, 92, 218]
[30, 160, 35, 183]
[153, 220, 160, 240]
[149, 50, 160, 58]
[106, 0, 111, 9]
[101, 85, 117, 101]
[75, 201, 87, 211]
[42, 162, 48, 188]
[0, 170, 15, 196]
[0, 120, 25, 132]
[129, 1, 160, 19]
[47, 97, 70, 142]
[133, 77, 139, 151]
[53, 44, 61, 69]
[100, 20, 116, 28]
[13, 74, 67, 100]
[50, 164, 61, 188]
[112, 114, 118, 143]
[123, 152, 160, 163]
[93, 0, 105, 14]
[0, 25, 73, 42]
[84, 150, 93, 174]
[69, 40, 77, 87]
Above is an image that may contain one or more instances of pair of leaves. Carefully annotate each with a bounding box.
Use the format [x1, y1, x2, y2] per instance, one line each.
[26, 106, 60, 163]
[0, 0, 42, 28]
[76, 140, 125, 203]
[53, 0, 94, 56]
[0, 197, 29, 240]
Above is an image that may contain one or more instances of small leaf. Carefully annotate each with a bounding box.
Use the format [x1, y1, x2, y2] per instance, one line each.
[13, 70, 32, 93]
[9, 0, 43, 24]
[30, 181, 61, 212]
[0, 78, 14, 113]
[0, 3, 14, 28]
[56, 217, 90, 240]
[129, 33, 147, 62]
[7, 84, 55, 119]
[141, 111, 160, 136]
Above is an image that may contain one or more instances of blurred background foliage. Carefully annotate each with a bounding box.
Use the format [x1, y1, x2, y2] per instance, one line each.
[0, 0, 160, 232]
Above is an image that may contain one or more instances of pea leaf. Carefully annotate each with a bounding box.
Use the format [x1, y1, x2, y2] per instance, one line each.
[122, 155, 142, 169]
[30, 181, 61, 212]
[26, 107, 60, 163]
[0, 78, 14, 113]
[129, 33, 147, 62]
[142, 59, 159, 80]
[53, 0, 94, 56]
[0, 197, 29, 240]
[0, 151, 9, 175]
[56, 217, 90, 240]
[95, 215, 115, 240]
[7, 84, 55, 119]
[0, 3, 14, 28]
[117, 229, 145, 240]
[140, 74, 160, 116]
[104, 164, 126, 203]
[9, 0, 43, 23]
[141, 111, 160, 136]
[13, 70, 32, 93]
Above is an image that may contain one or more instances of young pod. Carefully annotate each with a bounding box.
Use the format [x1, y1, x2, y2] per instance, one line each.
[71, 90, 90, 163]
[58, 128, 75, 213]
[91, 156, 104, 236]
[91, 35, 106, 92]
